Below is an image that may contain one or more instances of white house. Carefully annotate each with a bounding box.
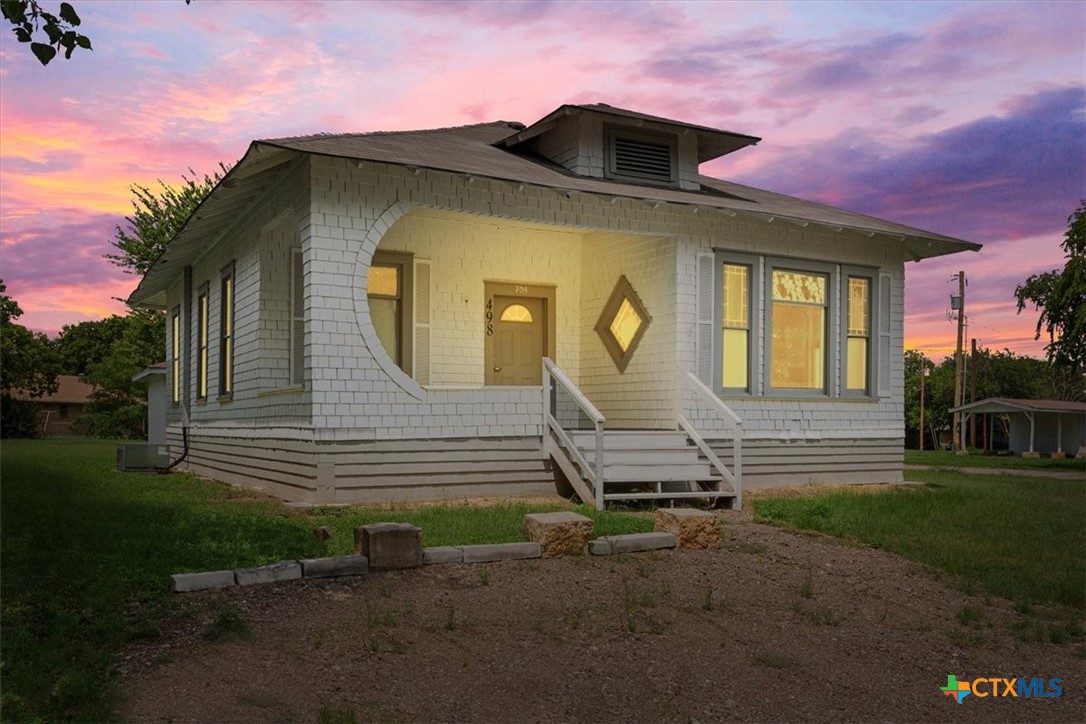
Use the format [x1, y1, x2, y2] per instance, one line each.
[128, 103, 980, 508]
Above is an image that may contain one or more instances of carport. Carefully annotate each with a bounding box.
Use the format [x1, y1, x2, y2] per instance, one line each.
[950, 398, 1086, 456]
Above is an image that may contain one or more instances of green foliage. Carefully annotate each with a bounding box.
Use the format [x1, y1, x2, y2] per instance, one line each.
[903, 346, 1085, 449]
[1, 279, 60, 398]
[754, 470, 1086, 608]
[1016, 200, 1086, 374]
[52, 315, 131, 376]
[75, 309, 165, 439]
[0, 395, 41, 437]
[105, 165, 228, 277]
[1, 0, 91, 65]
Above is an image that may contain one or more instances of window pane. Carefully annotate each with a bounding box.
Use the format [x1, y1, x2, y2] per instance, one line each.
[771, 303, 824, 389]
[848, 278, 869, 335]
[722, 264, 748, 328]
[772, 270, 825, 304]
[368, 265, 399, 296]
[370, 297, 400, 365]
[847, 337, 868, 391]
[499, 303, 533, 323]
[608, 298, 643, 353]
[722, 329, 748, 389]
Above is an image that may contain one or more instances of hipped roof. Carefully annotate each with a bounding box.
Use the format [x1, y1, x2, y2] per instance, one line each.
[10, 374, 94, 404]
[128, 108, 981, 307]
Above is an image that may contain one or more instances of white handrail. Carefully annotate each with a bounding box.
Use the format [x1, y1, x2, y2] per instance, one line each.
[544, 358, 604, 423]
[677, 367, 743, 510]
[543, 357, 607, 509]
[681, 369, 742, 428]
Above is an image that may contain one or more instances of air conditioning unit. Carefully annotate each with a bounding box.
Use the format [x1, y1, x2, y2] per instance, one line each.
[116, 443, 171, 472]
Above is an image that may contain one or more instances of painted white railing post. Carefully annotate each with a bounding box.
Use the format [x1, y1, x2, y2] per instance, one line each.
[541, 359, 551, 459]
[676, 366, 744, 510]
[594, 421, 605, 511]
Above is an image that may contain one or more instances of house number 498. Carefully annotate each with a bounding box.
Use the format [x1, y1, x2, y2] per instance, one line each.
[485, 299, 493, 336]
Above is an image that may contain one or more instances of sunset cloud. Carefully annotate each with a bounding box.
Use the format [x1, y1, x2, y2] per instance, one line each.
[0, 0, 1082, 359]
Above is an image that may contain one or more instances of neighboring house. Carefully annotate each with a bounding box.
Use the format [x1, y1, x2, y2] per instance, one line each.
[951, 398, 1086, 457]
[11, 374, 94, 437]
[127, 103, 980, 507]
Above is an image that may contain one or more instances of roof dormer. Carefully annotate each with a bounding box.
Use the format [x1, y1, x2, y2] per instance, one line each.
[497, 103, 760, 191]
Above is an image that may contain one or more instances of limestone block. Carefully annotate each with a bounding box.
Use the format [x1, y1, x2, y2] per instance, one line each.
[355, 523, 422, 570]
[170, 570, 235, 593]
[1021, 451, 1041, 459]
[423, 546, 464, 565]
[460, 542, 541, 563]
[654, 508, 722, 550]
[234, 560, 302, 586]
[300, 555, 369, 578]
[523, 511, 593, 557]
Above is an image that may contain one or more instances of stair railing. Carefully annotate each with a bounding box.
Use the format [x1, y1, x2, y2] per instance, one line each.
[542, 357, 606, 509]
[676, 368, 743, 509]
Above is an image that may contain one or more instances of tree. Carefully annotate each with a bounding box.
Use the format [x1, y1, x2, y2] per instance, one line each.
[1, 0, 90, 65]
[52, 315, 130, 376]
[75, 309, 164, 438]
[0, 280, 61, 437]
[105, 165, 228, 276]
[0, 280, 59, 398]
[1015, 200, 1086, 373]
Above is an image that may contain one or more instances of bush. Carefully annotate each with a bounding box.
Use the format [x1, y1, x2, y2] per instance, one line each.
[0, 395, 41, 438]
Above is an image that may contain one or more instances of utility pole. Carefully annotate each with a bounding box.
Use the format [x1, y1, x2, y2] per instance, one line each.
[970, 338, 978, 449]
[952, 271, 966, 453]
[919, 365, 926, 452]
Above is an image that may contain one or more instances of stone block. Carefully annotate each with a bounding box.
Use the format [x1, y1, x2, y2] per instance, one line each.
[460, 542, 541, 563]
[654, 508, 722, 550]
[170, 570, 235, 593]
[355, 523, 422, 570]
[1021, 451, 1041, 459]
[605, 532, 677, 554]
[588, 539, 614, 556]
[423, 546, 464, 565]
[523, 511, 593, 557]
[300, 555, 369, 579]
[234, 560, 302, 586]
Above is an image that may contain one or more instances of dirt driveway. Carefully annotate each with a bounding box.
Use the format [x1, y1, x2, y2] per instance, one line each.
[119, 513, 1084, 723]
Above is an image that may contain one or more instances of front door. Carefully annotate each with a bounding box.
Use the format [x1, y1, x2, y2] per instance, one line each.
[488, 295, 545, 385]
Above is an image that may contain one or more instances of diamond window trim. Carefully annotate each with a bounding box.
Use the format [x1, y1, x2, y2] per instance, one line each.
[594, 275, 652, 373]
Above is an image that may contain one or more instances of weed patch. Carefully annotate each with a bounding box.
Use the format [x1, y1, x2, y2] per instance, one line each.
[203, 604, 250, 642]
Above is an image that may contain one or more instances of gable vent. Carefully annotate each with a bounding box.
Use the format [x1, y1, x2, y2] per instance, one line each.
[609, 131, 675, 183]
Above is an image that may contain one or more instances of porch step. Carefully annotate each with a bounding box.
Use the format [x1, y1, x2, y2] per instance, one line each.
[604, 490, 736, 502]
[569, 431, 690, 450]
[602, 464, 718, 481]
[584, 450, 699, 465]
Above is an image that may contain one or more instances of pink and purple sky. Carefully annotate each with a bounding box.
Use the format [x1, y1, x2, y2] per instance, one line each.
[1, 0, 1083, 360]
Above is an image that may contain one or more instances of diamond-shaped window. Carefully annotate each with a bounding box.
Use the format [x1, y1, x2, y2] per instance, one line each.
[595, 275, 651, 373]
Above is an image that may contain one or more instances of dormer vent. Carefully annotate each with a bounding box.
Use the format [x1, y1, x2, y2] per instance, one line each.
[606, 127, 677, 185]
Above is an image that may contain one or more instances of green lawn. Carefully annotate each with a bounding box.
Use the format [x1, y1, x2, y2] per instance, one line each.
[904, 448, 1086, 472]
[0, 438, 649, 722]
[754, 469, 1086, 609]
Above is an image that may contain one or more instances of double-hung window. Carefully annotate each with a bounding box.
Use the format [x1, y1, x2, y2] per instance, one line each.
[842, 269, 873, 395]
[219, 262, 235, 397]
[170, 307, 181, 405]
[714, 251, 879, 398]
[196, 284, 209, 400]
[367, 251, 413, 375]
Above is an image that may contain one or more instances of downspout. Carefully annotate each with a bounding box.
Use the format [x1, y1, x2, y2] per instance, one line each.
[157, 265, 193, 472]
